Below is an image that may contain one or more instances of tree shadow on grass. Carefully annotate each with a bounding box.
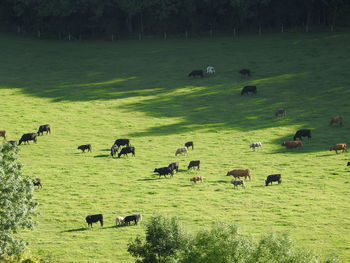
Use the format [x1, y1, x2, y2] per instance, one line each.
[1, 34, 349, 154]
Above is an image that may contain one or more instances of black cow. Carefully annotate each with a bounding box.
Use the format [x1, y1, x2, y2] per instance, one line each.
[188, 70, 204, 78]
[118, 146, 135, 158]
[6, 141, 17, 145]
[265, 174, 282, 186]
[85, 214, 103, 228]
[185, 141, 194, 150]
[18, 133, 37, 145]
[78, 144, 92, 152]
[293, 129, 311, 141]
[241, 86, 257, 96]
[239, 69, 251, 76]
[124, 215, 138, 225]
[33, 178, 42, 188]
[188, 160, 200, 170]
[168, 162, 179, 173]
[347, 162, 350, 166]
[114, 139, 130, 149]
[110, 144, 119, 157]
[37, 124, 51, 136]
[154, 167, 174, 178]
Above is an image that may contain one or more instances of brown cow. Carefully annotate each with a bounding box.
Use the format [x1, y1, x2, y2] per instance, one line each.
[329, 144, 347, 154]
[226, 169, 251, 180]
[281, 141, 303, 149]
[190, 176, 204, 183]
[0, 130, 6, 139]
[330, 116, 343, 126]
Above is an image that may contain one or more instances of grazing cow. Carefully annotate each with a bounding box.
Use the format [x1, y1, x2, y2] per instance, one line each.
[154, 167, 174, 178]
[250, 142, 262, 151]
[241, 86, 257, 96]
[37, 124, 51, 136]
[329, 144, 347, 154]
[265, 174, 282, 186]
[226, 169, 251, 180]
[0, 130, 6, 139]
[175, 147, 187, 156]
[330, 116, 343, 126]
[185, 141, 194, 150]
[188, 70, 204, 78]
[188, 160, 200, 170]
[110, 144, 119, 157]
[118, 146, 135, 158]
[168, 162, 179, 172]
[132, 214, 142, 224]
[281, 141, 303, 149]
[293, 129, 311, 141]
[347, 162, 350, 166]
[6, 141, 17, 145]
[77, 144, 92, 152]
[239, 69, 251, 77]
[231, 180, 245, 188]
[116, 216, 124, 226]
[18, 133, 37, 145]
[114, 139, 130, 149]
[275, 108, 286, 117]
[190, 176, 204, 183]
[32, 178, 42, 188]
[124, 215, 138, 225]
[86, 214, 103, 228]
[206, 66, 215, 74]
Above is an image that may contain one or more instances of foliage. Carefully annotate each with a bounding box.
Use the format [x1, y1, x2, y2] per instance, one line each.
[129, 218, 341, 263]
[0, 0, 349, 38]
[180, 222, 252, 263]
[127, 215, 188, 263]
[0, 143, 38, 257]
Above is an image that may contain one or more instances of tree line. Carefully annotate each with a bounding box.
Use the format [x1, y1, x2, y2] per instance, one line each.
[0, 0, 349, 40]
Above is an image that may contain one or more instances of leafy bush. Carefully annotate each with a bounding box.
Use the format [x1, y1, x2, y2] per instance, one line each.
[128, 215, 341, 263]
[0, 143, 38, 257]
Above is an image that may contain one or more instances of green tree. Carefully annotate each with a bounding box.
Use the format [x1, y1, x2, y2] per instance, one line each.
[0, 143, 38, 257]
[127, 215, 188, 263]
[180, 222, 252, 263]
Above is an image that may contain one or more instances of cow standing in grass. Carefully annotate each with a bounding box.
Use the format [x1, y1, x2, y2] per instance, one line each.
[18, 133, 37, 145]
[86, 214, 103, 228]
[329, 144, 347, 154]
[226, 169, 251, 180]
[293, 129, 311, 141]
[175, 147, 187, 156]
[330, 116, 343, 126]
[37, 124, 51, 136]
[265, 174, 282, 186]
[78, 144, 92, 152]
[231, 180, 245, 188]
[0, 130, 6, 139]
[250, 142, 262, 151]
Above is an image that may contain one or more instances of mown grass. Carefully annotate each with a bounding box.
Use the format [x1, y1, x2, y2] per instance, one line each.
[0, 32, 349, 263]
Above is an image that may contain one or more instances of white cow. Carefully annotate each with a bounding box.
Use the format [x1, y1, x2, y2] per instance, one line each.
[250, 142, 263, 151]
[206, 66, 215, 74]
[175, 147, 188, 156]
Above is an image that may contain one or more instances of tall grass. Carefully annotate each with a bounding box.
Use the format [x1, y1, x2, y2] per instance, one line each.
[0, 32, 349, 262]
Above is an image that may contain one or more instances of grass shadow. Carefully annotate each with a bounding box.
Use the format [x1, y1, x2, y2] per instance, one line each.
[62, 227, 88, 233]
[94, 154, 110, 158]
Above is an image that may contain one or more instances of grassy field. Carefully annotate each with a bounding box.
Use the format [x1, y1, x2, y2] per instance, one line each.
[0, 31, 349, 263]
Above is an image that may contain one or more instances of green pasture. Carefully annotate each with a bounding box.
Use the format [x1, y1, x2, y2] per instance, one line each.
[0, 32, 349, 263]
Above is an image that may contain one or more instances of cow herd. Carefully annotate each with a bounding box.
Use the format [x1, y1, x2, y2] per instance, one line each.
[0, 67, 348, 231]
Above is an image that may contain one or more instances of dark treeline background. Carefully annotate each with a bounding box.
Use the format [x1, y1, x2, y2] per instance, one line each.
[0, 0, 349, 40]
